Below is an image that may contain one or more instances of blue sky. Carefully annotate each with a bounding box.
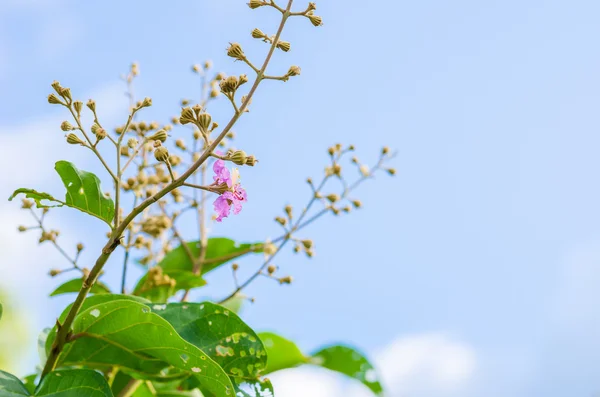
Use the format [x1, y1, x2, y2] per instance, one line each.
[1, 0, 600, 396]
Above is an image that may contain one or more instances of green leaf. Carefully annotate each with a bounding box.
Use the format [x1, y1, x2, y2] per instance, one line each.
[0, 369, 113, 396]
[46, 294, 150, 357]
[133, 270, 207, 303]
[0, 370, 30, 396]
[0, 303, 3, 321]
[7, 189, 62, 209]
[152, 303, 267, 393]
[36, 369, 114, 397]
[258, 332, 307, 374]
[258, 333, 384, 396]
[159, 238, 262, 275]
[50, 278, 111, 297]
[21, 375, 36, 395]
[9, 161, 115, 226]
[311, 345, 384, 396]
[56, 299, 235, 396]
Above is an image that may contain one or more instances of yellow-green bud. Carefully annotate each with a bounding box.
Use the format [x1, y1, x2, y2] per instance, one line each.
[279, 276, 293, 285]
[197, 113, 212, 132]
[192, 64, 201, 73]
[49, 269, 61, 277]
[286, 66, 301, 77]
[17, 225, 27, 232]
[232, 263, 239, 271]
[59, 88, 71, 102]
[149, 129, 168, 142]
[248, 0, 265, 9]
[229, 150, 248, 166]
[220, 76, 239, 93]
[120, 146, 130, 156]
[267, 265, 276, 274]
[51, 80, 62, 93]
[127, 138, 138, 148]
[276, 40, 291, 52]
[140, 97, 153, 108]
[154, 145, 169, 162]
[21, 199, 34, 209]
[66, 133, 85, 145]
[275, 216, 287, 226]
[382, 146, 390, 155]
[180, 107, 196, 125]
[252, 28, 266, 39]
[169, 155, 182, 166]
[73, 100, 83, 115]
[204, 60, 212, 69]
[48, 94, 62, 105]
[302, 240, 313, 249]
[86, 99, 96, 112]
[175, 139, 186, 150]
[60, 121, 73, 131]
[92, 124, 106, 140]
[387, 168, 396, 176]
[326, 194, 340, 203]
[227, 43, 245, 60]
[245, 155, 258, 166]
[307, 2, 316, 11]
[352, 199, 362, 208]
[308, 14, 323, 27]
[131, 62, 139, 76]
[77, 243, 84, 251]
[238, 74, 249, 86]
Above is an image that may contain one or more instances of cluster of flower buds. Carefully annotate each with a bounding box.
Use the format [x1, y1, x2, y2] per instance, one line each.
[226, 149, 258, 166]
[140, 215, 172, 238]
[226, 43, 246, 61]
[138, 266, 176, 292]
[48, 81, 72, 106]
[219, 74, 248, 94]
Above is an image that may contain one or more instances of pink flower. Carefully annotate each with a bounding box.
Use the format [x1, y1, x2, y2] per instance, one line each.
[212, 159, 247, 222]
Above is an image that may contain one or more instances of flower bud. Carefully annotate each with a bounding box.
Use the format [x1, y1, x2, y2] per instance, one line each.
[48, 94, 62, 105]
[175, 139, 186, 150]
[286, 66, 301, 77]
[248, 0, 265, 9]
[169, 155, 182, 166]
[120, 146, 130, 156]
[197, 113, 212, 132]
[228, 150, 248, 166]
[308, 14, 323, 27]
[386, 168, 396, 176]
[279, 276, 293, 284]
[245, 155, 258, 166]
[49, 269, 61, 277]
[73, 100, 83, 115]
[276, 40, 291, 52]
[252, 28, 266, 39]
[66, 133, 85, 145]
[140, 97, 153, 108]
[131, 62, 139, 76]
[326, 194, 340, 203]
[275, 216, 287, 226]
[149, 129, 168, 142]
[154, 145, 170, 162]
[382, 146, 390, 155]
[18, 225, 27, 232]
[204, 60, 212, 69]
[86, 99, 96, 112]
[238, 74, 249, 86]
[77, 243, 84, 251]
[267, 265, 276, 274]
[60, 87, 72, 102]
[180, 107, 196, 125]
[21, 199, 33, 209]
[51, 80, 63, 93]
[301, 240, 313, 249]
[232, 263, 239, 271]
[127, 138, 138, 148]
[220, 76, 239, 93]
[307, 2, 316, 11]
[60, 121, 74, 131]
[227, 43, 245, 60]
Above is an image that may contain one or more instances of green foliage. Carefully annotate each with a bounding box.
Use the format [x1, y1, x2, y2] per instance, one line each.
[9, 161, 115, 226]
[0, 369, 113, 396]
[0, 303, 2, 321]
[159, 238, 262, 275]
[152, 303, 268, 394]
[259, 332, 384, 396]
[133, 270, 207, 303]
[49, 278, 111, 297]
[54, 299, 236, 396]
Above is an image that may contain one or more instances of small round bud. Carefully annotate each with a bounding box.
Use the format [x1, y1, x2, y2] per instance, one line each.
[180, 107, 196, 125]
[286, 66, 301, 77]
[360, 165, 370, 177]
[73, 100, 83, 115]
[252, 28, 266, 39]
[248, 0, 266, 9]
[279, 276, 293, 285]
[149, 129, 168, 142]
[169, 155, 182, 166]
[245, 155, 258, 166]
[17, 225, 27, 232]
[140, 97, 153, 108]
[51, 80, 63, 93]
[238, 74, 249, 86]
[308, 14, 323, 27]
[267, 265, 276, 274]
[77, 243, 84, 251]
[59, 87, 72, 102]
[275, 216, 287, 226]
[232, 263, 239, 271]
[127, 138, 138, 148]
[197, 113, 212, 132]
[276, 40, 291, 52]
[302, 240, 313, 249]
[328, 147, 335, 156]
[120, 146, 130, 156]
[60, 121, 74, 131]
[229, 150, 248, 166]
[386, 168, 397, 176]
[66, 133, 85, 145]
[49, 269, 61, 277]
[382, 146, 390, 155]
[154, 145, 170, 162]
[227, 42, 245, 60]
[175, 139, 186, 150]
[326, 194, 340, 203]
[48, 94, 62, 105]
[192, 64, 201, 73]
[86, 99, 96, 112]
[21, 199, 34, 209]
[131, 62, 139, 76]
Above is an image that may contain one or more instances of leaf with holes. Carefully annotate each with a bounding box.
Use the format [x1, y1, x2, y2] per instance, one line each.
[0, 369, 113, 396]
[55, 299, 235, 396]
[9, 161, 115, 226]
[50, 278, 111, 297]
[258, 332, 384, 396]
[133, 269, 207, 303]
[152, 303, 269, 395]
[158, 238, 263, 275]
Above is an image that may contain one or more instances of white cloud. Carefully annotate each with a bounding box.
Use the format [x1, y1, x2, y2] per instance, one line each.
[269, 332, 477, 397]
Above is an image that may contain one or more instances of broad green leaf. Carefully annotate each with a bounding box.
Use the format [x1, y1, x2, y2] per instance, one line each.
[159, 238, 263, 275]
[259, 333, 384, 396]
[0, 370, 29, 396]
[36, 369, 113, 396]
[21, 375, 36, 395]
[57, 300, 235, 396]
[311, 345, 383, 396]
[7, 189, 63, 209]
[46, 294, 150, 357]
[50, 278, 111, 297]
[133, 269, 206, 303]
[0, 369, 113, 397]
[9, 161, 115, 226]
[258, 332, 307, 373]
[152, 303, 267, 393]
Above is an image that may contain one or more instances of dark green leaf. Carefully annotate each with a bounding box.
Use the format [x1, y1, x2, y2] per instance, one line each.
[7, 189, 62, 209]
[159, 238, 262, 275]
[46, 294, 150, 357]
[36, 369, 113, 396]
[258, 332, 307, 374]
[311, 345, 383, 395]
[57, 299, 235, 396]
[0, 370, 30, 396]
[21, 375, 36, 395]
[133, 270, 206, 303]
[9, 161, 115, 226]
[153, 302, 267, 393]
[54, 161, 115, 225]
[50, 278, 111, 297]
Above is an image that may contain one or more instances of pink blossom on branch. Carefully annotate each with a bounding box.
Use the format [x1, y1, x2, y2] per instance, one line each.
[212, 159, 247, 222]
